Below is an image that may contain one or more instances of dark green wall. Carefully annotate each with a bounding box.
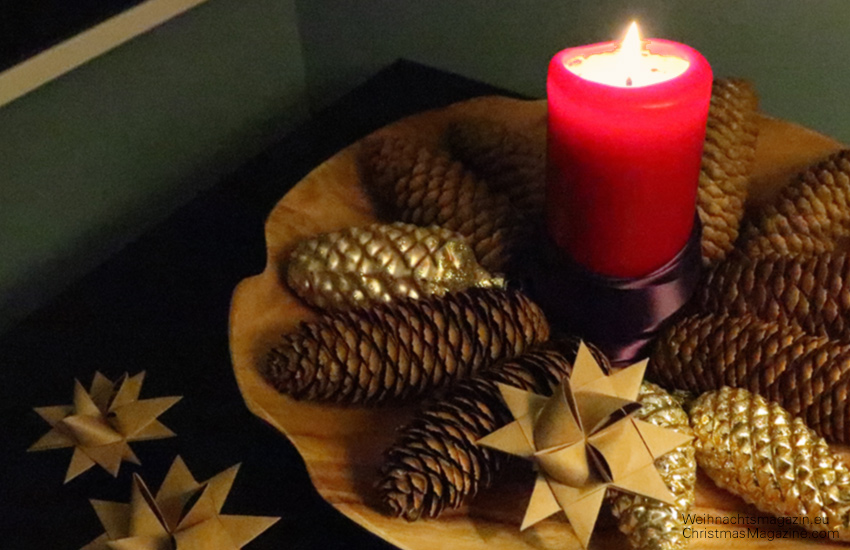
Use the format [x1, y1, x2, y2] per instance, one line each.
[0, 0, 306, 332]
[296, 0, 850, 142]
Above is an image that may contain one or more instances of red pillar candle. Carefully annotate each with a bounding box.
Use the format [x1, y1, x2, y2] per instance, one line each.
[546, 23, 712, 278]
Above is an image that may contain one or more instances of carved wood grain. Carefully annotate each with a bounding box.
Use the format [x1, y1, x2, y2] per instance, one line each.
[229, 96, 847, 549]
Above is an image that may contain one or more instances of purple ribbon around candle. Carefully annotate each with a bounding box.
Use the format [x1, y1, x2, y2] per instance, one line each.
[517, 217, 702, 366]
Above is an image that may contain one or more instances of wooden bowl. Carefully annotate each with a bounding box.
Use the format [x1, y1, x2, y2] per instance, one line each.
[229, 96, 846, 549]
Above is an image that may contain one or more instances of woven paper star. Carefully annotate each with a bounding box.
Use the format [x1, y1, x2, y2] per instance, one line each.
[82, 456, 279, 550]
[29, 372, 181, 482]
[478, 343, 693, 548]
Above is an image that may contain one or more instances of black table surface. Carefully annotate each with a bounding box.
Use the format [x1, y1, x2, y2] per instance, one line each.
[0, 60, 523, 549]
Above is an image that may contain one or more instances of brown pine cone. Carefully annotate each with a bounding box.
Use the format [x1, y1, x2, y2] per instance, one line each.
[262, 288, 550, 405]
[690, 387, 850, 538]
[650, 313, 850, 443]
[739, 149, 850, 258]
[379, 347, 574, 521]
[697, 252, 850, 340]
[609, 382, 696, 550]
[699, 78, 759, 266]
[443, 117, 546, 219]
[286, 222, 503, 311]
[359, 133, 531, 271]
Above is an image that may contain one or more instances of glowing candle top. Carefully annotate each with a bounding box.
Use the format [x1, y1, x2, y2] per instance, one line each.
[565, 22, 689, 88]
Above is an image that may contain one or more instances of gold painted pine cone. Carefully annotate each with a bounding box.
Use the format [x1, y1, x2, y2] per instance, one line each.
[359, 133, 531, 271]
[650, 313, 850, 443]
[698, 78, 759, 266]
[696, 252, 850, 340]
[443, 116, 546, 219]
[689, 387, 850, 537]
[739, 149, 850, 258]
[286, 222, 504, 311]
[262, 288, 550, 404]
[380, 347, 575, 521]
[609, 382, 696, 550]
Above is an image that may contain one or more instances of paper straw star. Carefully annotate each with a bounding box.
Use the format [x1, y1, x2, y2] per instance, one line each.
[478, 342, 693, 548]
[29, 372, 181, 482]
[82, 456, 279, 550]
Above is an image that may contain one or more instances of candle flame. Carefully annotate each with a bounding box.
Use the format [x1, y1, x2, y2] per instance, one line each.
[619, 22, 643, 86]
[622, 22, 642, 56]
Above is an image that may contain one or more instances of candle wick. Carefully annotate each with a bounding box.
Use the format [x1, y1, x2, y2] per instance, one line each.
[625, 77, 633, 86]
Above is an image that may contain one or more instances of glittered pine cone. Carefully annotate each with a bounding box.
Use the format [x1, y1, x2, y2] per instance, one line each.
[262, 288, 550, 404]
[359, 133, 532, 271]
[379, 346, 576, 521]
[696, 251, 850, 340]
[698, 78, 759, 266]
[650, 313, 850, 443]
[689, 387, 850, 537]
[286, 222, 504, 311]
[443, 117, 546, 219]
[609, 382, 696, 550]
[739, 149, 850, 258]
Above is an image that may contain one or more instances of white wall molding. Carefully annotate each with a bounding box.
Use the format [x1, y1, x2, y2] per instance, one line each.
[0, 0, 211, 107]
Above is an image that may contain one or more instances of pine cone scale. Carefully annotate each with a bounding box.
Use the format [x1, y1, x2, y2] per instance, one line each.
[609, 382, 697, 550]
[698, 78, 759, 266]
[287, 222, 503, 311]
[689, 387, 850, 537]
[379, 347, 578, 520]
[444, 117, 546, 220]
[360, 133, 532, 271]
[651, 313, 850, 443]
[263, 288, 549, 404]
[740, 150, 850, 258]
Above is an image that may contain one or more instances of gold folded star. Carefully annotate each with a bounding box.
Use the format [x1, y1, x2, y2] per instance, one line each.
[478, 342, 693, 549]
[29, 372, 181, 482]
[82, 456, 279, 550]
